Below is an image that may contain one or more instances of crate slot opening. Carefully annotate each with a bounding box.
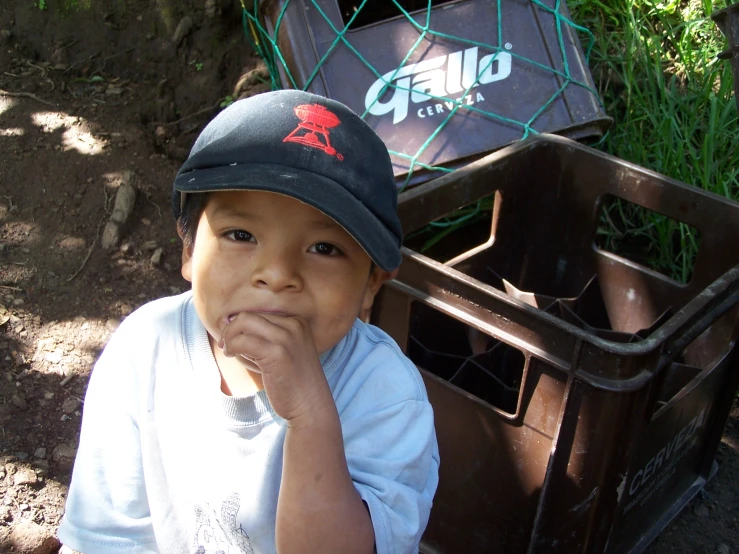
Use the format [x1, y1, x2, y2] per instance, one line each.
[338, 0, 458, 31]
[595, 194, 701, 285]
[652, 307, 739, 416]
[404, 192, 497, 265]
[407, 301, 525, 415]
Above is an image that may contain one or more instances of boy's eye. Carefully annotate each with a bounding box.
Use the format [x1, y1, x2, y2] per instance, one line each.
[226, 230, 255, 242]
[310, 242, 341, 256]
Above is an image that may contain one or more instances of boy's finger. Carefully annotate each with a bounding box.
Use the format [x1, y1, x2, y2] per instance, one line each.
[222, 311, 310, 344]
[223, 332, 297, 374]
[221, 329, 271, 360]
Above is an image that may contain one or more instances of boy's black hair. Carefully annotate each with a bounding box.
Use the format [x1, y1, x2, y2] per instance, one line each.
[176, 192, 210, 250]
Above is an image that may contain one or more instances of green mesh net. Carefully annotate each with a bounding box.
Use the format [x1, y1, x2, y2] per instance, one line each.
[239, 0, 606, 231]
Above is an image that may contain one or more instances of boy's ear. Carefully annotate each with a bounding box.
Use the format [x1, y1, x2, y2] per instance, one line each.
[360, 266, 399, 322]
[180, 231, 194, 283]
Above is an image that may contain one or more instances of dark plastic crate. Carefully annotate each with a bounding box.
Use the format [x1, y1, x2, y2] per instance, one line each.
[713, 2, 739, 112]
[259, 0, 611, 185]
[370, 134, 739, 553]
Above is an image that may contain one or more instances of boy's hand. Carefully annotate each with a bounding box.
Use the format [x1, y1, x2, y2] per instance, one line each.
[218, 312, 333, 422]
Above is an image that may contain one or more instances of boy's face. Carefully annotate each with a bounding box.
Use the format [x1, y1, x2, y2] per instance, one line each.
[180, 190, 393, 356]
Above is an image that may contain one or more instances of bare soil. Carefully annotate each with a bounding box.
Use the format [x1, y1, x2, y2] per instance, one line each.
[0, 1, 737, 553]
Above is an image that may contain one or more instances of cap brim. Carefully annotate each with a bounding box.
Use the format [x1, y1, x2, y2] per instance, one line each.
[174, 163, 401, 271]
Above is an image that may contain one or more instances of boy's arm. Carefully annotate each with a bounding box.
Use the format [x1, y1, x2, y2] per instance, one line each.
[220, 312, 375, 553]
[278, 398, 375, 554]
[220, 313, 439, 554]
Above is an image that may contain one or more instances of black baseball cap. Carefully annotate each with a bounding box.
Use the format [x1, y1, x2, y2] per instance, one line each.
[172, 90, 402, 271]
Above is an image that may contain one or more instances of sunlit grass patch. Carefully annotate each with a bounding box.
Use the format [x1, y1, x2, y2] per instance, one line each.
[570, 0, 738, 281]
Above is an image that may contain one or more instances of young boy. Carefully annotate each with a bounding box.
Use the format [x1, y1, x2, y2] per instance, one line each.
[57, 90, 439, 554]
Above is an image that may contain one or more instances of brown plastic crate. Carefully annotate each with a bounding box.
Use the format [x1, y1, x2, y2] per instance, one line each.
[259, 0, 611, 186]
[371, 134, 739, 553]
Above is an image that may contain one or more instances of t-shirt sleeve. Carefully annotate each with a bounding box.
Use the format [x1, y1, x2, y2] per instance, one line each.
[344, 397, 440, 554]
[57, 326, 157, 553]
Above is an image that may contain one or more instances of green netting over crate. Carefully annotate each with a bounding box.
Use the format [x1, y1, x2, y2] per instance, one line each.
[241, 0, 610, 188]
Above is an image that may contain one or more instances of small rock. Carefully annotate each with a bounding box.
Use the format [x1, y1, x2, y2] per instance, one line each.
[45, 350, 63, 364]
[43, 392, 54, 400]
[0, 29, 12, 43]
[120, 304, 133, 316]
[718, 545, 730, 554]
[34, 447, 47, 459]
[11, 393, 28, 410]
[19, 503, 29, 510]
[13, 467, 37, 486]
[37, 337, 55, 351]
[205, 0, 218, 17]
[61, 397, 80, 414]
[111, 175, 137, 223]
[8, 519, 61, 554]
[106, 318, 121, 332]
[233, 65, 272, 99]
[172, 16, 193, 46]
[52, 443, 77, 463]
[106, 86, 123, 96]
[12, 298, 25, 307]
[693, 503, 710, 518]
[15, 452, 29, 461]
[102, 173, 137, 250]
[150, 247, 163, 266]
[101, 221, 121, 250]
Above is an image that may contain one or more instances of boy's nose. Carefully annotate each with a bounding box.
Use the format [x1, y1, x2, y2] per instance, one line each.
[250, 248, 302, 292]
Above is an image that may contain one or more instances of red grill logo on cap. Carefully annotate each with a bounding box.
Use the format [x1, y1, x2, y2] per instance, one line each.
[283, 104, 344, 161]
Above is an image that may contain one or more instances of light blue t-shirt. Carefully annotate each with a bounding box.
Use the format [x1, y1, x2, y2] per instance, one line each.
[58, 292, 439, 554]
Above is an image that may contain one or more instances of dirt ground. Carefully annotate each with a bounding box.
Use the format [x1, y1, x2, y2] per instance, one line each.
[0, 1, 737, 552]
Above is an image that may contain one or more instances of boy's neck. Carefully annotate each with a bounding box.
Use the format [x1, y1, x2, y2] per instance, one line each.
[209, 335, 265, 397]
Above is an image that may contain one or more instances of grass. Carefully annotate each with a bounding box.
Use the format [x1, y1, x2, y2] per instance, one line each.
[569, 0, 739, 282]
